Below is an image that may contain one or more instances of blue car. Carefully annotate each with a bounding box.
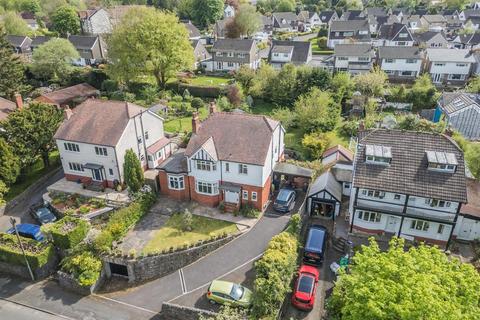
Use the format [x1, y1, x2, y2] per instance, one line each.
[273, 188, 296, 213]
[30, 203, 57, 225]
[7, 223, 45, 241]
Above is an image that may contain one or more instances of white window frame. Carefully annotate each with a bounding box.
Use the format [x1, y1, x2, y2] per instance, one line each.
[108, 168, 114, 176]
[239, 164, 248, 175]
[251, 191, 257, 201]
[64, 142, 80, 152]
[196, 160, 216, 171]
[242, 190, 249, 200]
[95, 146, 108, 156]
[196, 181, 218, 195]
[358, 210, 381, 223]
[168, 175, 185, 190]
[410, 219, 429, 231]
[68, 162, 84, 172]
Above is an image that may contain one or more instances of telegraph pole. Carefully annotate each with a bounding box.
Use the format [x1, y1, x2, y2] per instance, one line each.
[10, 218, 35, 281]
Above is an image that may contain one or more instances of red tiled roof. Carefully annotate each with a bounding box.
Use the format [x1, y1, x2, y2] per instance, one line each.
[54, 99, 144, 146]
[323, 145, 354, 162]
[147, 137, 170, 154]
[461, 178, 480, 218]
[35, 83, 98, 106]
[185, 112, 280, 166]
[0, 97, 16, 121]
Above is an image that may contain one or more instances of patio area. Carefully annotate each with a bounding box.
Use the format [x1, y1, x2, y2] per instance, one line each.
[46, 178, 130, 204]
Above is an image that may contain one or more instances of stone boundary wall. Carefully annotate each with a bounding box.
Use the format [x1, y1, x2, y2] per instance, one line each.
[0, 253, 58, 280]
[57, 270, 106, 295]
[103, 234, 238, 283]
[159, 303, 217, 320]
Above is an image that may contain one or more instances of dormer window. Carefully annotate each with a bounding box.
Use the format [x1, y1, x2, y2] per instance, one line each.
[426, 151, 457, 173]
[399, 32, 408, 38]
[365, 144, 392, 165]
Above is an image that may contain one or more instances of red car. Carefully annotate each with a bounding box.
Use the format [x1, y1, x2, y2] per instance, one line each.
[291, 264, 319, 311]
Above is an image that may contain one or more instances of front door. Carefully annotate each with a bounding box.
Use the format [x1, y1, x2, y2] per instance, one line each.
[386, 216, 399, 233]
[92, 168, 102, 181]
[225, 190, 239, 204]
[458, 220, 472, 240]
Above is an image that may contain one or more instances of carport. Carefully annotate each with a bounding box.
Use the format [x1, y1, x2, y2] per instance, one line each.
[273, 162, 314, 191]
[307, 171, 342, 220]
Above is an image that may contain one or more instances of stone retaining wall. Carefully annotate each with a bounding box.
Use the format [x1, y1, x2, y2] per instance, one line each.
[159, 303, 216, 320]
[103, 234, 237, 283]
[0, 253, 58, 280]
[57, 270, 106, 295]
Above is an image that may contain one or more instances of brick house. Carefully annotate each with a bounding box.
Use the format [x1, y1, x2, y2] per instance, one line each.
[158, 108, 285, 211]
[54, 99, 173, 189]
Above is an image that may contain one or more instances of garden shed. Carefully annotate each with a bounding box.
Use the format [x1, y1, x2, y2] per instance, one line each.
[307, 170, 342, 220]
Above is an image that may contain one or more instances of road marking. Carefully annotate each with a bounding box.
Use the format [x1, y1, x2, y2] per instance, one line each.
[179, 268, 187, 294]
[91, 294, 158, 315]
[0, 297, 76, 320]
[167, 252, 264, 302]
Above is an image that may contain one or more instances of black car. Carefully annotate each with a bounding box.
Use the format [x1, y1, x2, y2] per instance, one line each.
[273, 188, 296, 213]
[303, 225, 327, 265]
[30, 203, 57, 225]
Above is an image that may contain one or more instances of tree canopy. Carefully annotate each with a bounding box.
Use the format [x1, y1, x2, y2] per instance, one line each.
[327, 237, 480, 320]
[0, 137, 20, 185]
[294, 88, 340, 133]
[0, 11, 32, 35]
[353, 67, 388, 97]
[191, 0, 224, 28]
[232, 4, 261, 37]
[51, 5, 81, 37]
[107, 7, 194, 89]
[123, 149, 144, 192]
[0, 26, 28, 99]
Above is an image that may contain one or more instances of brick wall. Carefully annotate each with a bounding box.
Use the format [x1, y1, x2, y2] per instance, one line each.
[240, 175, 272, 211]
[188, 176, 222, 207]
[158, 171, 190, 200]
[64, 173, 115, 188]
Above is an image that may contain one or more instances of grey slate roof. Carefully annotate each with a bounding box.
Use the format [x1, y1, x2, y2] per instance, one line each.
[378, 46, 422, 59]
[7, 35, 30, 47]
[330, 19, 369, 31]
[308, 170, 343, 202]
[212, 38, 254, 52]
[182, 21, 201, 38]
[158, 150, 188, 173]
[426, 48, 475, 63]
[378, 22, 411, 41]
[413, 31, 446, 42]
[334, 44, 373, 57]
[269, 40, 311, 63]
[31, 36, 51, 48]
[353, 129, 467, 203]
[438, 93, 480, 114]
[319, 11, 335, 23]
[458, 33, 480, 45]
[68, 35, 98, 49]
[274, 162, 314, 178]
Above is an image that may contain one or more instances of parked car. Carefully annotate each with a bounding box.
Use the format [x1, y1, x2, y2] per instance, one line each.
[273, 188, 296, 213]
[303, 225, 327, 265]
[206, 280, 253, 308]
[30, 203, 57, 225]
[7, 223, 45, 241]
[291, 264, 320, 311]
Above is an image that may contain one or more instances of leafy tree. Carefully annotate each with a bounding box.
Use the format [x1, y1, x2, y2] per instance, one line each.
[20, 0, 41, 13]
[31, 38, 80, 82]
[0, 11, 31, 35]
[466, 76, 480, 93]
[181, 209, 193, 231]
[226, 83, 243, 106]
[398, 114, 444, 133]
[269, 63, 297, 105]
[0, 180, 8, 205]
[192, 0, 223, 28]
[327, 237, 480, 320]
[407, 74, 438, 110]
[0, 26, 28, 99]
[51, 5, 81, 37]
[271, 107, 295, 129]
[234, 64, 256, 93]
[444, 0, 470, 9]
[215, 96, 232, 111]
[249, 64, 276, 99]
[330, 72, 354, 104]
[191, 97, 204, 111]
[232, 4, 261, 37]
[0, 138, 20, 185]
[465, 143, 480, 179]
[353, 67, 388, 97]
[177, 0, 194, 19]
[294, 88, 339, 133]
[1, 102, 63, 168]
[277, 0, 295, 11]
[108, 7, 194, 89]
[123, 149, 144, 193]
[295, 66, 331, 96]
[200, 305, 247, 320]
[302, 131, 330, 159]
[459, 20, 475, 35]
[317, 36, 327, 48]
[225, 18, 242, 38]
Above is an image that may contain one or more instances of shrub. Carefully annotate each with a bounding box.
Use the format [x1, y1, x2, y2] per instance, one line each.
[252, 231, 298, 318]
[285, 213, 301, 237]
[239, 204, 260, 218]
[48, 217, 90, 250]
[61, 251, 102, 287]
[181, 209, 193, 232]
[317, 36, 327, 48]
[78, 206, 91, 214]
[0, 233, 55, 269]
[302, 131, 330, 160]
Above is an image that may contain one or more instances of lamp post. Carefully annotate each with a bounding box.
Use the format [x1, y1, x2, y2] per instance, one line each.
[9, 218, 35, 281]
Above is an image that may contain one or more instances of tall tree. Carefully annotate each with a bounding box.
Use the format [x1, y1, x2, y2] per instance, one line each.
[1, 102, 63, 168]
[123, 149, 144, 192]
[107, 7, 194, 89]
[353, 66, 388, 97]
[466, 76, 480, 93]
[51, 5, 81, 37]
[192, 0, 223, 28]
[407, 74, 438, 110]
[0, 11, 31, 35]
[0, 26, 28, 99]
[0, 180, 8, 205]
[31, 38, 79, 82]
[327, 237, 480, 320]
[294, 88, 339, 133]
[232, 4, 261, 37]
[0, 138, 20, 185]
[19, 0, 41, 13]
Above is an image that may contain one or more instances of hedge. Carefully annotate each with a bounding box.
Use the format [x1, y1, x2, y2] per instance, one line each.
[61, 251, 102, 287]
[49, 217, 90, 250]
[0, 234, 55, 269]
[93, 192, 156, 253]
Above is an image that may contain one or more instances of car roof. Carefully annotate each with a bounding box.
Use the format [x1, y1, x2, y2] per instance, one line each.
[209, 280, 234, 294]
[15, 223, 41, 234]
[277, 188, 294, 200]
[305, 226, 326, 253]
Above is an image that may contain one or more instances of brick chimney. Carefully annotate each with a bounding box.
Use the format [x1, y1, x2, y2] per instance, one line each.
[209, 101, 217, 114]
[64, 106, 73, 120]
[14, 93, 23, 110]
[192, 112, 200, 134]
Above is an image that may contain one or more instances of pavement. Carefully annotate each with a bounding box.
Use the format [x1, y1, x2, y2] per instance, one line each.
[0, 298, 65, 320]
[0, 169, 64, 232]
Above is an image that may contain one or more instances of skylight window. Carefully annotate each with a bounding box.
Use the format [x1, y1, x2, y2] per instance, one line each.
[426, 150, 457, 172]
[365, 144, 392, 165]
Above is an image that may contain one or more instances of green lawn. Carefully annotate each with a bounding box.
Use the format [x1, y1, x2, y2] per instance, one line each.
[164, 107, 209, 133]
[187, 75, 231, 87]
[5, 151, 60, 201]
[251, 99, 276, 116]
[142, 214, 238, 254]
[310, 38, 333, 55]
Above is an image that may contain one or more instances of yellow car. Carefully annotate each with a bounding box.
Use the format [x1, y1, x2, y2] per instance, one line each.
[206, 280, 253, 308]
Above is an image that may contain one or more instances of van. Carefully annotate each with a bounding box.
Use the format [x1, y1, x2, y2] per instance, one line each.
[303, 225, 327, 265]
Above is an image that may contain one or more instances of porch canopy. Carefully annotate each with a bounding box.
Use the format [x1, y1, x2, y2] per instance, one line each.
[83, 163, 103, 170]
[219, 181, 241, 192]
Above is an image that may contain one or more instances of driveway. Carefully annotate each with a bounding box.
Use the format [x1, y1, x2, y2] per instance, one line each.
[294, 33, 317, 42]
[102, 193, 306, 312]
[0, 169, 64, 232]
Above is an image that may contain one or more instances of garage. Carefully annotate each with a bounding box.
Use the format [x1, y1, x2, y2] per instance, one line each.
[307, 171, 342, 220]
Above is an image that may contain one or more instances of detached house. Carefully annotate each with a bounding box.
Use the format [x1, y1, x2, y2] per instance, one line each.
[297, 11, 321, 28]
[414, 31, 449, 48]
[435, 93, 480, 140]
[68, 35, 105, 66]
[327, 20, 371, 48]
[207, 39, 260, 72]
[54, 99, 173, 189]
[378, 46, 423, 82]
[158, 110, 285, 211]
[272, 12, 299, 32]
[334, 44, 375, 74]
[268, 40, 312, 68]
[319, 10, 339, 27]
[7, 35, 31, 58]
[376, 22, 414, 46]
[452, 33, 480, 49]
[349, 129, 468, 247]
[78, 8, 111, 35]
[426, 48, 475, 86]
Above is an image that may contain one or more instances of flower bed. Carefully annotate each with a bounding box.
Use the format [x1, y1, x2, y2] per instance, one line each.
[46, 217, 90, 250]
[49, 192, 106, 215]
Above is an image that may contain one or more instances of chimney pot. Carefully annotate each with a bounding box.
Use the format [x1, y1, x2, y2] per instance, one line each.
[14, 93, 23, 110]
[192, 111, 200, 134]
[64, 106, 73, 120]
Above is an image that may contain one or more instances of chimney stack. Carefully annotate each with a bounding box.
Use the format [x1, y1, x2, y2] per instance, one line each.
[358, 120, 365, 132]
[209, 101, 217, 114]
[14, 93, 23, 110]
[192, 112, 200, 134]
[64, 106, 73, 120]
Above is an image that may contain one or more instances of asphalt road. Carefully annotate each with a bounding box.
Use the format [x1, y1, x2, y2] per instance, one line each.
[0, 299, 66, 320]
[103, 195, 306, 312]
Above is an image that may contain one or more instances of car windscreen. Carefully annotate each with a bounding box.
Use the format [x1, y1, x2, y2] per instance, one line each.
[230, 284, 244, 300]
[37, 207, 51, 218]
[297, 274, 314, 295]
[276, 190, 291, 203]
